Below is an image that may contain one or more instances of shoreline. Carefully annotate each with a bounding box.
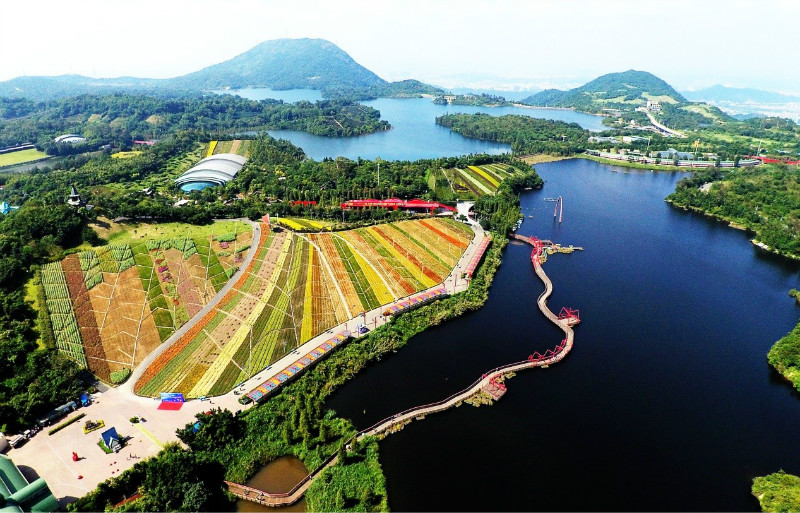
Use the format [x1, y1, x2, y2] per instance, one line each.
[665, 199, 800, 262]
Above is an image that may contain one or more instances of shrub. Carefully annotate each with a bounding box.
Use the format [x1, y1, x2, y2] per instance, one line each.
[111, 368, 131, 384]
[214, 232, 237, 243]
[48, 413, 86, 435]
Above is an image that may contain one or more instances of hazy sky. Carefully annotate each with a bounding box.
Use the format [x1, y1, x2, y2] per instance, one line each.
[2, 0, 798, 93]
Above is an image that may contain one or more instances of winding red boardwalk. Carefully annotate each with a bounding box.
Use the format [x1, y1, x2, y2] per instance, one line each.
[230, 233, 579, 507]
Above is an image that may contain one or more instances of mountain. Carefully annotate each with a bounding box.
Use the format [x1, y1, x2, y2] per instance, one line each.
[169, 38, 385, 93]
[0, 38, 442, 100]
[520, 70, 686, 112]
[682, 85, 800, 105]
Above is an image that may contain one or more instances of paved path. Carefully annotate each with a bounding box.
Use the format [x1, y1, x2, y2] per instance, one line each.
[638, 107, 684, 137]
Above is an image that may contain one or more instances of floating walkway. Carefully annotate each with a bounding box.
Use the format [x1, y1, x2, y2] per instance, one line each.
[230, 233, 580, 507]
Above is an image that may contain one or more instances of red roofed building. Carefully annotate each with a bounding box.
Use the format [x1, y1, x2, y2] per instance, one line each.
[340, 198, 456, 213]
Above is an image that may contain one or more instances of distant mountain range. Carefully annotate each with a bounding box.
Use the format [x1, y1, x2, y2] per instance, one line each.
[0, 38, 443, 100]
[680, 85, 800, 122]
[682, 85, 800, 105]
[520, 70, 686, 112]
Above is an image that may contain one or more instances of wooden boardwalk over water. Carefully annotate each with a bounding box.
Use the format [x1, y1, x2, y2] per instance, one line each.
[229, 233, 579, 507]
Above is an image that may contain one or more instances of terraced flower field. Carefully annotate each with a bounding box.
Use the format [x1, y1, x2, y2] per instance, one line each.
[441, 162, 522, 198]
[274, 217, 333, 231]
[41, 224, 250, 381]
[134, 217, 473, 397]
[206, 139, 250, 157]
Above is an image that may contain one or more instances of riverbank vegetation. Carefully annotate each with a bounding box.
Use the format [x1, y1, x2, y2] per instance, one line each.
[767, 321, 800, 391]
[666, 164, 800, 258]
[0, 134, 533, 230]
[752, 471, 800, 512]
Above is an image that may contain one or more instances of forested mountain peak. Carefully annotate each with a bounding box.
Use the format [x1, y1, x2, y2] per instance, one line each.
[171, 38, 388, 92]
[521, 70, 686, 112]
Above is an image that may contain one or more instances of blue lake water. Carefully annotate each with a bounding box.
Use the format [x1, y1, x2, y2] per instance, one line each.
[327, 159, 800, 511]
[219, 89, 606, 161]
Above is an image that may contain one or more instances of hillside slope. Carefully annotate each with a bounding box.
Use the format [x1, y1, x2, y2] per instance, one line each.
[169, 38, 386, 93]
[521, 70, 686, 112]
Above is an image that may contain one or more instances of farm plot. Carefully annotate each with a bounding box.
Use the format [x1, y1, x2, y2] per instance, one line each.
[62, 254, 110, 380]
[134, 218, 473, 398]
[274, 217, 333, 231]
[42, 228, 245, 381]
[309, 232, 366, 314]
[88, 267, 162, 371]
[136, 229, 297, 397]
[41, 262, 87, 368]
[442, 163, 522, 198]
[212, 139, 250, 157]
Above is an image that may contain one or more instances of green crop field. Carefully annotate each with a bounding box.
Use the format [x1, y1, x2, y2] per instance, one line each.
[0, 148, 49, 167]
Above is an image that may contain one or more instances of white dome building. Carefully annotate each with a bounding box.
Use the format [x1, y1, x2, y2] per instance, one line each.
[174, 153, 246, 192]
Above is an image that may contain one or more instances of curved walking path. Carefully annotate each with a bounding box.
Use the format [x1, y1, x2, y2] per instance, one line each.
[229, 232, 580, 507]
[120, 219, 262, 395]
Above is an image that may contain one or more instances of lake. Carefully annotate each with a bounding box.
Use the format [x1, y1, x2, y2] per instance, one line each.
[326, 158, 800, 511]
[219, 88, 607, 161]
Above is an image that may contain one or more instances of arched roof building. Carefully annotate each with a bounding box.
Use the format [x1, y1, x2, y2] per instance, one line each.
[54, 134, 86, 144]
[174, 153, 246, 192]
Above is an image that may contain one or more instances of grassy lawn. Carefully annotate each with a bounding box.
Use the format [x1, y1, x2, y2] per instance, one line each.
[0, 148, 49, 167]
[93, 218, 252, 244]
[24, 276, 46, 350]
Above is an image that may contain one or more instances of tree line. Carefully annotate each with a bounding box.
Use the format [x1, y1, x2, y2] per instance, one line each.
[0, 93, 390, 154]
[436, 113, 589, 155]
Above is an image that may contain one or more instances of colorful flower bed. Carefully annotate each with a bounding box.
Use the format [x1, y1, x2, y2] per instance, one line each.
[42, 262, 87, 367]
[206, 140, 217, 158]
[134, 219, 473, 398]
[43, 229, 245, 384]
[274, 217, 332, 231]
[62, 255, 109, 380]
[445, 163, 521, 198]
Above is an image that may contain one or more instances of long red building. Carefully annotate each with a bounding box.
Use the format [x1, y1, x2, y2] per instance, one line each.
[340, 198, 456, 212]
